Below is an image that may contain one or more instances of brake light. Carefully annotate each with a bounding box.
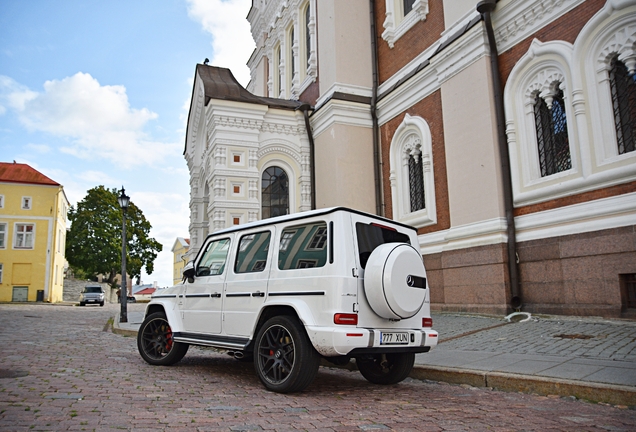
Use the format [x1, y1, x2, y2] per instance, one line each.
[422, 317, 433, 328]
[334, 313, 358, 325]
[371, 222, 397, 231]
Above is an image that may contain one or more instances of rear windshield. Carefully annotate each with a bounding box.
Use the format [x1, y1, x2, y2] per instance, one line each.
[356, 222, 411, 268]
[83, 287, 102, 293]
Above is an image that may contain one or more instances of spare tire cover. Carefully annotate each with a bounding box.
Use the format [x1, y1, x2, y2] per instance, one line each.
[363, 243, 427, 319]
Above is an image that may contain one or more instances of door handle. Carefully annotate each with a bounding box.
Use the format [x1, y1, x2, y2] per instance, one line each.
[211, 293, 221, 298]
[251, 292, 265, 297]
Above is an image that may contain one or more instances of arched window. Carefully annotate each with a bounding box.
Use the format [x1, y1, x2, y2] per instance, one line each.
[389, 114, 436, 227]
[533, 86, 571, 177]
[609, 56, 636, 155]
[262, 166, 289, 219]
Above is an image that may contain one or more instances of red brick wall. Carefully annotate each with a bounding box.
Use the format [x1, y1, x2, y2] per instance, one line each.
[376, 0, 445, 84]
[499, 0, 606, 86]
[380, 89, 450, 235]
[299, 81, 319, 106]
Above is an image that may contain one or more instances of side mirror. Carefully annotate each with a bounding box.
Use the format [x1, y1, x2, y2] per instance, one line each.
[182, 261, 195, 283]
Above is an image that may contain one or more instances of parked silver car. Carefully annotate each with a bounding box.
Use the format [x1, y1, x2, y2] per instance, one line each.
[79, 284, 105, 306]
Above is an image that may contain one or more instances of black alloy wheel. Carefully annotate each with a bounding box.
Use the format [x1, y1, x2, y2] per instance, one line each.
[254, 315, 320, 393]
[137, 312, 188, 366]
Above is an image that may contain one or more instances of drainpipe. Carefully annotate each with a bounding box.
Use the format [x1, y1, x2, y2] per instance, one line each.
[477, 0, 522, 310]
[369, 0, 384, 216]
[299, 104, 317, 210]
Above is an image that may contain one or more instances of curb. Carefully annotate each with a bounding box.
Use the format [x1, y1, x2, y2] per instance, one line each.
[111, 313, 141, 337]
[410, 365, 636, 407]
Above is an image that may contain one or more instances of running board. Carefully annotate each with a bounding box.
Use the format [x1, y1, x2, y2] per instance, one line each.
[173, 332, 249, 350]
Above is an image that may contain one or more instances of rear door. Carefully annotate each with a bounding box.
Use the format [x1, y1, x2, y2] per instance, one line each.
[349, 213, 420, 323]
[223, 229, 274, 337]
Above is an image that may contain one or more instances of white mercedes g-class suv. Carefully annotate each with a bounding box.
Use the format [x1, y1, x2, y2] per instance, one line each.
[137, 207, 438, 393]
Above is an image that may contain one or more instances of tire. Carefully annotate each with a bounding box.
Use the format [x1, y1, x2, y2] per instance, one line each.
[356, 352, 415, 385]
[254, 316, 320, 393]
[137, 312, 188, 366]
[79, 302, 85, 306]
[100, 302, 104, 307]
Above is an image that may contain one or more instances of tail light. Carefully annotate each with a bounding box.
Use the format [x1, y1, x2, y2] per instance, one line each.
[422, 317, 433, 328]
[334, 313, 358, 325]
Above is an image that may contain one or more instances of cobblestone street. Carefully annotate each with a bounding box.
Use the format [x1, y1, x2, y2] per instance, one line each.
[1, 303, 635, 431]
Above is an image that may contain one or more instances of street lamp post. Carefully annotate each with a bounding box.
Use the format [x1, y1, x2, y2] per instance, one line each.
[117, 187, 130, 323]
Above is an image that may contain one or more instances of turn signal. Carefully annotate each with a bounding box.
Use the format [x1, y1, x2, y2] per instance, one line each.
[334, 313, 358, 325]
[422, 317, 433, 328]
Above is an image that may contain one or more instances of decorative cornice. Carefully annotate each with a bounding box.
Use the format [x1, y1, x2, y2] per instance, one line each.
[493, 0, 585, 54]
[310, 99, 373, 138]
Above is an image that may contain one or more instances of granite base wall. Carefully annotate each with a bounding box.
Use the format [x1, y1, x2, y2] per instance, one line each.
[425, 225, 636, 318]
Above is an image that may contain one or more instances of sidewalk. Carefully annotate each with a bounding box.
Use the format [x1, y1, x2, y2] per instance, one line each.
[114, 310, 636, 406]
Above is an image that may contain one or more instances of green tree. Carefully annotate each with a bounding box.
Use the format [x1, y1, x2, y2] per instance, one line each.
[65, 186, 163, 287]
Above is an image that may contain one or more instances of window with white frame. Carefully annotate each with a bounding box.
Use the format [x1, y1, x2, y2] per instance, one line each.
[14, 223, 35, 249]
[22, 196, 32, 210]
[0, 263, 3, 283]
[0, 195, 4, 208]
[389, 114, 436, 227]
[382, 0, 429, 48]
[0, 223, 6, 248]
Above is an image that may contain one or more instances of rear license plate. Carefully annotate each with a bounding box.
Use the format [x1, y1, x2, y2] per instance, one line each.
[380, 332, 409, 345]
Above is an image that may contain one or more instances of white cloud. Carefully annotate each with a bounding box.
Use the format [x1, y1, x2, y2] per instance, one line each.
[0, 73, 180, 168]
[0, 75, 37, 113]
[186, 0, 255, 86]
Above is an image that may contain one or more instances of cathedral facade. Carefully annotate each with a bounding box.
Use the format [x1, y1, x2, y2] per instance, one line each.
[184, 0, 636, 317]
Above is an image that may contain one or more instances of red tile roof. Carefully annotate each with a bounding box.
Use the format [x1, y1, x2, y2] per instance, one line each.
[135, 288, 156, 295]
[0, 162, 59, 186]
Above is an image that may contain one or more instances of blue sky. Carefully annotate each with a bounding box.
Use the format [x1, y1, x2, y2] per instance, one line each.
[0, 0, 254, 287]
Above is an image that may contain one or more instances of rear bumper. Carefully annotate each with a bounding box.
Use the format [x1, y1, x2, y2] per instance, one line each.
[305, 326, 438, 357]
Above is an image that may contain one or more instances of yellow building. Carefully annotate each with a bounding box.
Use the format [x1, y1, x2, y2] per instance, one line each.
[171, 237, 189, 285]
[0, 162, 69, 303]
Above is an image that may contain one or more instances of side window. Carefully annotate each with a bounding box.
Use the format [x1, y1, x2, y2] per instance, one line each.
[278, 222, 328, 270]
[235, 231, 271, 273]
[356, 222, 410, 269]
[196, 238, 230, 276]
